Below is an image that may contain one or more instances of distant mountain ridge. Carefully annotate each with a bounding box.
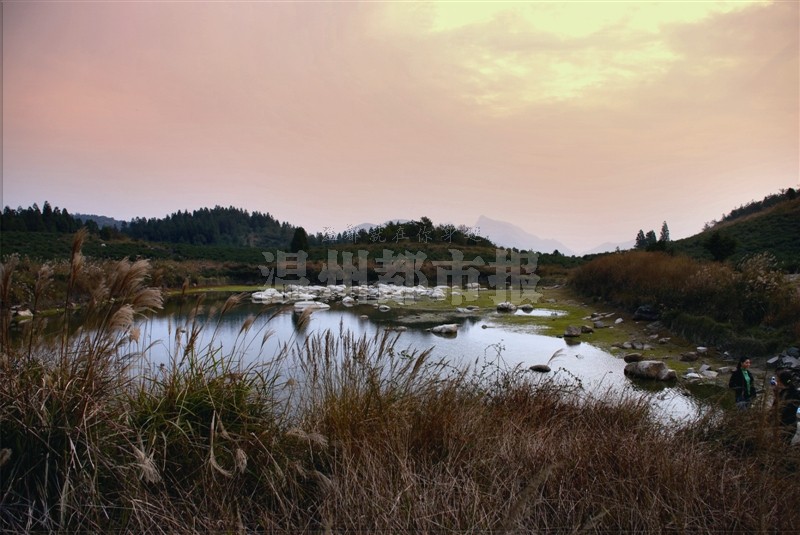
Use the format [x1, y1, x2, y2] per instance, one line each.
[74, 213, 127, 229]
[10, 191, 798, 269]
[473, 215, 575, 256]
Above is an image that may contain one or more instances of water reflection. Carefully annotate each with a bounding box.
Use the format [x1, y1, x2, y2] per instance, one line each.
[124, 294, 712, 423]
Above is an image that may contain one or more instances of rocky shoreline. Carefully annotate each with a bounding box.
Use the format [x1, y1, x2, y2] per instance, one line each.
[249, 282, 798, 390]
[537, 285, 799, 392]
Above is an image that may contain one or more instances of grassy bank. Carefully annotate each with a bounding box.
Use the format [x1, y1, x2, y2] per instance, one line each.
[2, 234, 800, 533]
[569, 250, 800, 357]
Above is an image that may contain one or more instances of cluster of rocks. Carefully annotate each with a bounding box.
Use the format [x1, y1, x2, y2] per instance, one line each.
[767, 347, 800, 371]
[496, 302, 517, 312]
[252, 283, 455, 306]
[683, 363, 734, 382]
[579, 311, 624, 330]
[612, 340, 654, 351]
[253, 284, 489, 337]
[681, 348, 800, 385]
[496, 302, 555, 314]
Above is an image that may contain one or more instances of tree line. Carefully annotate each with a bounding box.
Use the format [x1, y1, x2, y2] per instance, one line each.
[633, 220, 738, 261]
[634, 221, 670, 251]
[1, 202, 84, 234]
[297, 217, 494, 250]
[2, 204, 496, 252]
[2, 203, 296, 249]
[124, 206, 293, 247]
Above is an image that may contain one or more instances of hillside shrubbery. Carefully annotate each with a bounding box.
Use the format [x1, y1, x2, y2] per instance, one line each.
[673, 196, 800, 270]
[569, 250, 800, 354]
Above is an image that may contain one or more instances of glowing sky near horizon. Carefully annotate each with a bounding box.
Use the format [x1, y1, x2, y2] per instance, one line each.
[2, 1, 798, 253]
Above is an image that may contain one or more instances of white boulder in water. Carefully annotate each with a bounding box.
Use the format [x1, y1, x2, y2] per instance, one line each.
[252, 288, 285, 302]
[293, 301, 331, 312]
[428, 324, 459, 335]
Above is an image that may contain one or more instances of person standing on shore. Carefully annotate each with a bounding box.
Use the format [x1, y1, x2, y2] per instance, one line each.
[772, 369, 800, 445]
[729, 357, 757, 410]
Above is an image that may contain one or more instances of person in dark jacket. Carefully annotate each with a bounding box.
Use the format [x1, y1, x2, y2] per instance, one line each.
[729, 357, 757, 409]
[773, 369, 800, 445]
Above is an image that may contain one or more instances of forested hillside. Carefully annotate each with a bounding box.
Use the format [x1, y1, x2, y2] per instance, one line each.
[3, 190, 798, 274]
[1, 202, 84, 233]
[125, 206, 293, 247]
[671, 191, 800, 271]
[2, 204, 295, 250]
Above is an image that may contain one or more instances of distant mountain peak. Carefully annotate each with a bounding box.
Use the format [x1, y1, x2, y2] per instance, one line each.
[73, 213, 126, 229]
[474, 215, 574, 255]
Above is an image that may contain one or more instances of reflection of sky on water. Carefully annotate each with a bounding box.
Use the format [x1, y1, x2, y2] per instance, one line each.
[127, 297, 710, 424]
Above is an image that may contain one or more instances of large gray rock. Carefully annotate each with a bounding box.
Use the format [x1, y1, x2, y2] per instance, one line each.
[624, 360, 677, 381]
[429, 324, 459, 335]
[623, 353, 644, 363]
[564, 325, 582, 338]
[633, 305, 660, 321]
[496, 302, 517, 313]
[782, 356, 800, 368]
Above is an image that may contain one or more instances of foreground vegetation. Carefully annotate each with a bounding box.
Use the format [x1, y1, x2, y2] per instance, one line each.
[1, 233, 799, 533]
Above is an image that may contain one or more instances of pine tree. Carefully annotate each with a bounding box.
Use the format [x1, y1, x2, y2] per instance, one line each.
[635, 230, 647, 249]
[290, 227, 309, 253]
[659, 221, 670, 243]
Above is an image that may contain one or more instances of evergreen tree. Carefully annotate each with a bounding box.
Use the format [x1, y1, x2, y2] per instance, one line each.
[635, 230, 647, 249]
[290, 227, 309, 253]
[659, 221, 670, 243]
[25, 204, 46, 232]
[42, 201, 55, 231]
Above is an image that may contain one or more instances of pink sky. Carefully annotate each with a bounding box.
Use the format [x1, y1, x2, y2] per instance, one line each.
[2, 1, 798, 253]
